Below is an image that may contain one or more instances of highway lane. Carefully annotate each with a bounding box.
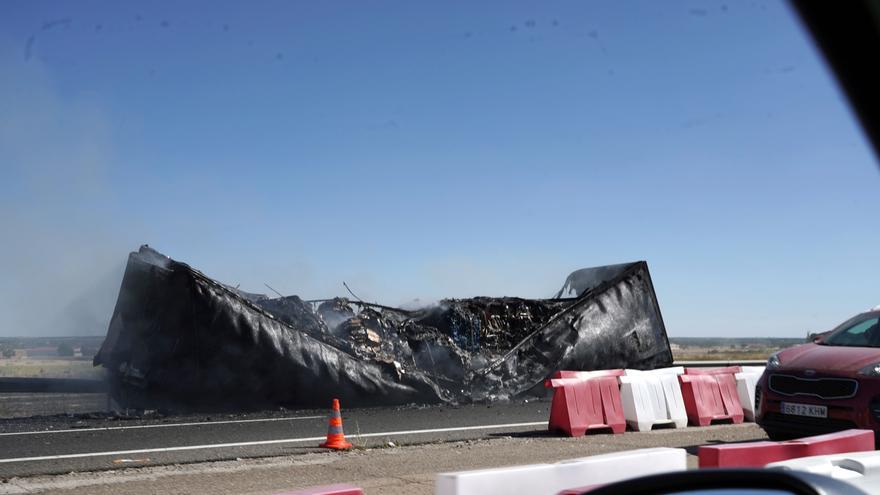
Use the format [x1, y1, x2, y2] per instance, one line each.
[0, 401, 551, 477]
[0, 423, 771, 495]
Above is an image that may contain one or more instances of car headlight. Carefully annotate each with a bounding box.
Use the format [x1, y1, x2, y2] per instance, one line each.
[767, 353, 781, 369]
[859, 362, 880, 376]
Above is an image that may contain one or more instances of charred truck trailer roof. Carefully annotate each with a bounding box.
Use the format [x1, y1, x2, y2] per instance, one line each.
[94, 246, 673, 408]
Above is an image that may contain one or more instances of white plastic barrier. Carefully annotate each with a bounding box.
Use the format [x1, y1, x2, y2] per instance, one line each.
[435, 447, 686, 495]
[619, 367, 687, 431]
[768, 451, 880, 492]
[739, 366, 767, 374]
[436, 463, 557, 495]
[735, 366, 765, 422]
[553, 448, 687, 493]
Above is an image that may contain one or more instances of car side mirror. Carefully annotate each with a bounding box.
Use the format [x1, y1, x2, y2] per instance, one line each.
[812, 335, 824, 344]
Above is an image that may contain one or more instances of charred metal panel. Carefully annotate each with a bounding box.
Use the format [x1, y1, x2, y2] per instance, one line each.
[95, 248, 447, 407]
[471, 262, 672, 400]
[95, 246, 672, 408]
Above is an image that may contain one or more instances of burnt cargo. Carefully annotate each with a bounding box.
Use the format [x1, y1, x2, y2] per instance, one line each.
[94, 246, 672, 408]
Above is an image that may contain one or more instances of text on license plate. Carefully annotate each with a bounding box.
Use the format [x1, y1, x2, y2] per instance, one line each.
[781, 402, 828, 418]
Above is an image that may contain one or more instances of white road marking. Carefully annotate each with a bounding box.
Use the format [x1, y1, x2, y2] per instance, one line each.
[0, 421, 547, 464]
[0, 416, 325, 437]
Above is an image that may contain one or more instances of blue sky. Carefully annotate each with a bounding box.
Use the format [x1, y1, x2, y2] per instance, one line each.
[1, 0, 878, 338]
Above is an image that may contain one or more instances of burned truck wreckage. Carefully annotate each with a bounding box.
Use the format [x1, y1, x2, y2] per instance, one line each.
[94, 246, 673, 408]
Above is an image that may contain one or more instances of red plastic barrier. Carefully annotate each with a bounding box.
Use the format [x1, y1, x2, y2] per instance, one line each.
[546, 370, 626, 436]
[698, 429, 875, 468]
[685, 366, 742, 376]
[679, 368, 744, 426]
[275, 484, 363, 495]
[557, 485, 602, 494]
[552, 370, 625, 380]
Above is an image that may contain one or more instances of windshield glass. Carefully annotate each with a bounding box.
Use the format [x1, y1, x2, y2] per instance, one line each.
[2, 2, 880, 491]
[2, 1, 878, 347]
[823, 315, 880, 347]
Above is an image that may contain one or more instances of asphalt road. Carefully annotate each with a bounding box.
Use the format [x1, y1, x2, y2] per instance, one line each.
[0, 423, 770, 495]
[0, 401, 552, 478]
[0, 393, 108, 419]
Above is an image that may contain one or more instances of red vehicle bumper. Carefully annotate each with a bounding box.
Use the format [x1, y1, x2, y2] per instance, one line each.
[756, 371, 880, 438]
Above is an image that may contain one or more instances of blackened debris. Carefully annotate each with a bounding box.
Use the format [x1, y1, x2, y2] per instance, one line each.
[95, 245, 672, 409]
[256, 295, 325, 338]
[413, 298, 571, 353]
[317, 297, 356, 331]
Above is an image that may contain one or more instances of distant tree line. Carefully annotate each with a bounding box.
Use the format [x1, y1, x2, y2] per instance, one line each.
[0, 342, 100, 359]
[669, 337, 804, 347]
[56, 343, 75, 357]
[0, 344, 14, 358]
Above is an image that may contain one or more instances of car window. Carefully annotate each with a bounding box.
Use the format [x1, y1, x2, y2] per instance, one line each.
[824, 317, 880, 347]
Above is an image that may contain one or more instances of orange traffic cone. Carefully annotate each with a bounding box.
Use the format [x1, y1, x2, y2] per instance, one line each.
[319, 398, 352, 450]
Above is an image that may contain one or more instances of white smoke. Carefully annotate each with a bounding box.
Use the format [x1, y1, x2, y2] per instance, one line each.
[0, 37, 136, 337]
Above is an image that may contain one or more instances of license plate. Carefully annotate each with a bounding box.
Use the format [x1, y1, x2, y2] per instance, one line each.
[781, 402, 828, 418]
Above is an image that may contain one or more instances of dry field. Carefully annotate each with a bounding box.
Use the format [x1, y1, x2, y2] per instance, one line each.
[669, 337, 804, 362]
[0, 358, 105, 379]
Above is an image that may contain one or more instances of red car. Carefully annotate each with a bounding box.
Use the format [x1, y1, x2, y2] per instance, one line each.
[756, 310, 880, 440]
